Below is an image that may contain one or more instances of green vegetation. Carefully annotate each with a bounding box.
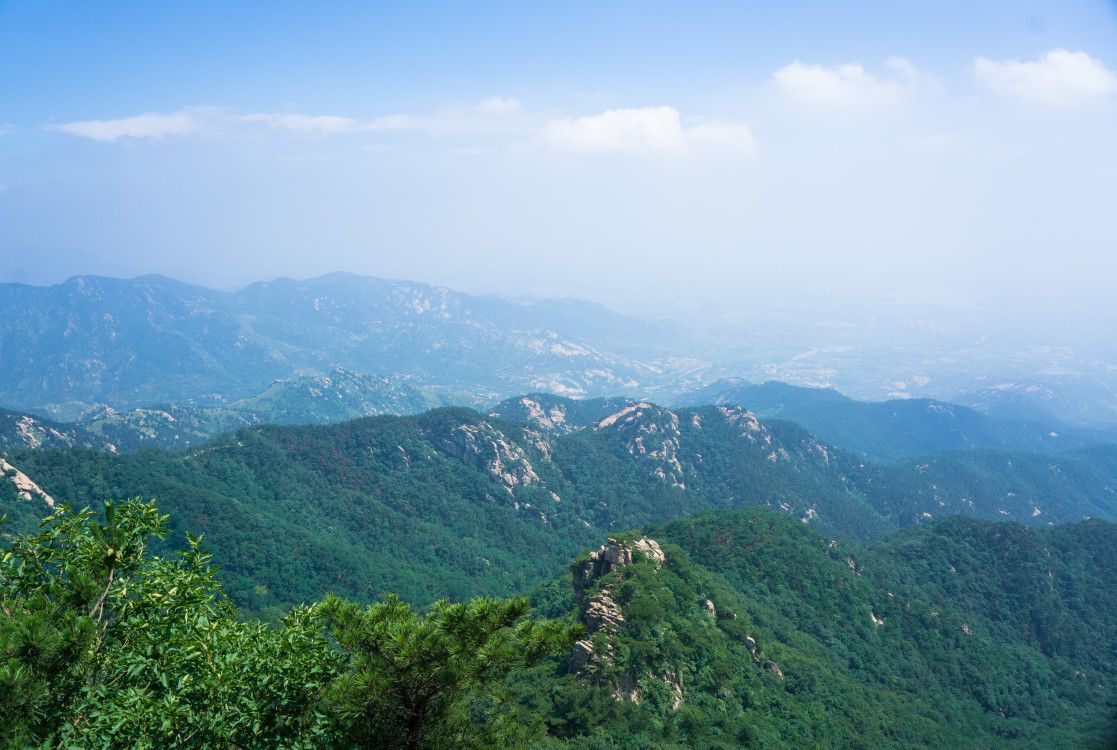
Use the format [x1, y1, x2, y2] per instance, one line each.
[514, 510, 1117, 748]
[3, 404, 1115, 615]
[5, 500, 1113, 748]
[0, 500, 575, 749]
[4, 489, 1117, 749]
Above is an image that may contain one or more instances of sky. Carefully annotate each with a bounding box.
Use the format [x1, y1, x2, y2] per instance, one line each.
[1, 0, 1115, 319]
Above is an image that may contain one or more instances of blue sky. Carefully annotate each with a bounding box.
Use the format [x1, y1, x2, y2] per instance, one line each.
[1, 1, 1115, 317]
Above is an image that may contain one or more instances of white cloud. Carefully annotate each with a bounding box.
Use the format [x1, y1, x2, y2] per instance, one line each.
[237, 112, 361, 135]
[973, 49, 1116, 105]
[474, 96, 521, 115]
[772, 59, 915, 108]
[50, 102, 754, 155]
[538, 106, 756, 155]
[50, 109, 203, 141]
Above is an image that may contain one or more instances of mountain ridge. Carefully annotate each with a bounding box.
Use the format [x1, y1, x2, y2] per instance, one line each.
[0, 273, 694, 417]
[4, 400, 1115, 615]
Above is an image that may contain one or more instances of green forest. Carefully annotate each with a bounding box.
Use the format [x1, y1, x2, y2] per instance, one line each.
[3, 404, 1115, 617]
[3, 499, 1115, 748]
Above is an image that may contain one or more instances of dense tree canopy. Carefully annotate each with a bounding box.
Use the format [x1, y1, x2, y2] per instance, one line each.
[0, 500, 574, 749]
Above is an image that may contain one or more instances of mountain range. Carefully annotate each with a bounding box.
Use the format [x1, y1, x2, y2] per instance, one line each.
[4, 272, 1117, 745]
[0, 273, 691, 419]
[677, 378, 1117, 461]
[4, 399, 1115, 618]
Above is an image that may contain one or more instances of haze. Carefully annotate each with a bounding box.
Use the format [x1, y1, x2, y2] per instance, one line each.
[1, 0, 1116, 323]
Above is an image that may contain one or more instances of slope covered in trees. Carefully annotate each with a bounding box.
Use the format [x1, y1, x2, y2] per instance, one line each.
[0, 500, 576, 749]
[2, 403, 1115, 616]
[3, 500, 1113, 748]
[516, 510, 1117, 748]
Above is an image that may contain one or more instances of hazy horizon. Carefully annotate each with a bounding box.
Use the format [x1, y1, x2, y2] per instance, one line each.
[2, 1, 1116, 323]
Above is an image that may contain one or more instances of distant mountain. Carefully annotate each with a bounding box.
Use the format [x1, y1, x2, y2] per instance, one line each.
[0, 407, 114, 452]
[4, 401, 1115, 615]
[0, 273, 691, 416]
[71, 367, 441, 452]
[679, 378, 1115, 461]
[955, 378, 1117, 430]
[514, 510, 1117, 748]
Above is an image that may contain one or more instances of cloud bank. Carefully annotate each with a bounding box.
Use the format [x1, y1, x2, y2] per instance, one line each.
[772, 57, 918, 108]
[974, 49, 1116, 105]
[538, 106, 756, 155]
[50, 110, 205, 141]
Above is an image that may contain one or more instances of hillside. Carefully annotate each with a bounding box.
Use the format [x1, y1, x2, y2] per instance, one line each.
[77, 367, 441, 452]
[0, 273, 689, 417]
[513, 510, 1117, 748]
[3, 401, 1116, 616]
[0, 407, 114, 452]
[680, 378, 1115, 461]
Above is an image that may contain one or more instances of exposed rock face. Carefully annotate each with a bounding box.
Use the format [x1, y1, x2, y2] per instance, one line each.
[570, 536, 666, 675]
[717, 405, 767, 442]
[438, 421, 541, 494]
[569, 639, 596, 670]
[573, 536, 665, 603]
[596, 404, 687, 489]
[584, 591, 625, 633]
[0, 409, 116, 452]
[0, 457, 55, 507]
[743, 635, 784, 680]
[594, 403, 650, 430]
[516, 397, 569, 432]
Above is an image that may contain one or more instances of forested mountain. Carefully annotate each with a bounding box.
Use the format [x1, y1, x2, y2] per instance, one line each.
[0, 273, 687, 418]
[5, 498, 1114, 748]
[0, 368, 445, 453]
[3, 401, 1115, 616]
[0, 407, 112, 452]
[680, 378, 1115, 461]
[514, 510, 1117, 748]
[78, 367, 443, 452]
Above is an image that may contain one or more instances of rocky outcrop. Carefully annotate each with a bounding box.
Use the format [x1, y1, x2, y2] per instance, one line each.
[0, 457, 55, 507]
[438, 421, 542, 494]
[570, 537, 666, 675]
[573, 536, 665, 603]
[516, 397, 569, 432]
[744, 635, 784, 680]
[717, 405, 768, 442]
[596, 404, 687, 489]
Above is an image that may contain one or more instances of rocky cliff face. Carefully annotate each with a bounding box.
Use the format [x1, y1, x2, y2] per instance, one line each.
[595, 404, 688, 490]
[569, 537, 666, 693]
[0, 408, 115, 452]
[0, 457, 55, 506]
[572, 536, 665, 603]
[438, 420, 544, 494]
[568, 533, 784, 707]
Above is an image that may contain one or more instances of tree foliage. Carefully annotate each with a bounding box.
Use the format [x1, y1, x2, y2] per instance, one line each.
[0, 500, 572, 748]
